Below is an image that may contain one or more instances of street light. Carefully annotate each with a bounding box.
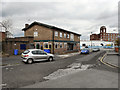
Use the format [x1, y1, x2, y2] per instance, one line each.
[91, 32, 92, 50]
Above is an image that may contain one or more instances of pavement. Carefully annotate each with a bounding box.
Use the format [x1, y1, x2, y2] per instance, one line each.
[22, 50, 119, 88]
[103, 51, 119, 67]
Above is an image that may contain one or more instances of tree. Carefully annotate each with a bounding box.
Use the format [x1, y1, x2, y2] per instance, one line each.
[0, 18, 13, 32]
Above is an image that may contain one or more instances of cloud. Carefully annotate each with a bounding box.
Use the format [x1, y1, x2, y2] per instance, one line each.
[1, 0, 119, 40]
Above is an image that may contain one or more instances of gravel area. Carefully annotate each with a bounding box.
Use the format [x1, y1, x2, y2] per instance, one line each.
[44, 63, 92, 80]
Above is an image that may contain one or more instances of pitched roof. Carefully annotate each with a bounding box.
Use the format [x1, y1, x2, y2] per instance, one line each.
[22, 21, 81, 36]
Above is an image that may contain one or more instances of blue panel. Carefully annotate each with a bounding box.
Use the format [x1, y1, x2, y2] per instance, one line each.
[20, 44, 26, 50]
[44, 49, 50, 53]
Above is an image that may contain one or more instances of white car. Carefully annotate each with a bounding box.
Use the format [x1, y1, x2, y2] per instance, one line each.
[92, 48, 100, 52]
[21, 49, 55, 64]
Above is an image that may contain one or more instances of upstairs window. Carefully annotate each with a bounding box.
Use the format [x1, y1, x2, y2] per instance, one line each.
[55, 31, 58, 37]
[34, 32, 38, 37]
[64, 33, 66, 38]
[60, 32, 62, 38]
[67, 34, 69, 38]
[70, 34, 74, 41]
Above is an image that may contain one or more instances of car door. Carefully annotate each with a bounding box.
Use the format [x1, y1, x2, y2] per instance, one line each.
[37, 50, 48, 60]
[31, 50, 41, 61]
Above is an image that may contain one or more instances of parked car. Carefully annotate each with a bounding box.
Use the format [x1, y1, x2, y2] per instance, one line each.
[81, 48, 89, 54]
[21, 49, 55, 64]
[92, 48, 100, 52]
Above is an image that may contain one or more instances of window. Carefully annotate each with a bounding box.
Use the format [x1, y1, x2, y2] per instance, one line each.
[36, 43, 40, 49]
[49, 43, 52, 49]
[74, 43, 76, 47]
[34, 32, 38, 37]
[82, 44, 86, 46]
[60, 32, 62, 38]
[37, 51, 47, 55]
[60, 43, 63, 48]
[32, 51, 38, 54]
[67, 34, 69, 38]
[64, 43, 67, 48]
[23, 50, 29, 54]
[32, 50, 46, 55]
[55, 31, 58, 37]
[78, 36, 80, 39]
[70, 34, 74, 41]
[64, 33, 66, 38]
[44, 43, 48, 48]
[55, 43, 58, 49]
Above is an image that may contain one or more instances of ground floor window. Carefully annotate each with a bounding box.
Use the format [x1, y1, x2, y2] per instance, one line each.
[36, 43, 40, 49]
[44, 43, 48, 48]
[49, 44, 52, 49]
[55, 43, 59, 49]
[30, 43, 35, 49]
[64, 43, 67, 48]
[60, 43, 63, 48]
[74, 43, 76, 47]
[41, 45, 43, 50]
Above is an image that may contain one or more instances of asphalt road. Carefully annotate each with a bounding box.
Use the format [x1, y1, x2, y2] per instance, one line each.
[2, 50, 107, 88]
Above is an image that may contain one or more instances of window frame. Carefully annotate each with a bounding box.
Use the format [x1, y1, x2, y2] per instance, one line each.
[34, 32, 38, 37]
[44, 42, 48, 48]
[60, 43, 63, 48]
[60, 32, 62, 38]
[64, 33, 66, 38]
[67, 34, 69, 38]
[55, 31, 58, 37]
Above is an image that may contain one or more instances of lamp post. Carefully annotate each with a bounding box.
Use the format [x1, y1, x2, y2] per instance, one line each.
[91, 32, 92, 50]
[52, 29, 54, 54]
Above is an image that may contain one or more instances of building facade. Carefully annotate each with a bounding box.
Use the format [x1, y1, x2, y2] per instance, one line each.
[22, 22, 81, 54]
[2, 36, 34, 55]
[90, 26, 120, 42]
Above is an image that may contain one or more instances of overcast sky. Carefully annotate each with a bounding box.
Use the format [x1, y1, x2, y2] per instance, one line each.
[1, 0, 119, 39]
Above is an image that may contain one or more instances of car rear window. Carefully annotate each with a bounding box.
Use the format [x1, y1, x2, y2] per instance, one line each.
[23, 50, 30, 54]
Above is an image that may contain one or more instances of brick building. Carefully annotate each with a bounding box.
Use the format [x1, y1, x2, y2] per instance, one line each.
[90, 26, 120, 42]
[2, 36, 34, 55]
[22, 21, 81, 54]
[0, 32, 6, 42]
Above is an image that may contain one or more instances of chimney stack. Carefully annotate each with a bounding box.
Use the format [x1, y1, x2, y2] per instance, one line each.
[25, 24, 29, 28]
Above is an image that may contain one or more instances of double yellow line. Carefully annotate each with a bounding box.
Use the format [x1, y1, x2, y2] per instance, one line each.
[100, 53, 119, 69]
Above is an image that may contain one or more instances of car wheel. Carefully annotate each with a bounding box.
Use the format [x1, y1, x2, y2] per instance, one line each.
[48, 57, 53, 61]
[27, 59, 33, 64]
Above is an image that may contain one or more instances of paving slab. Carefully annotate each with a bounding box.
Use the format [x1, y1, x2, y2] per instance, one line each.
[104, 55, 118, 66]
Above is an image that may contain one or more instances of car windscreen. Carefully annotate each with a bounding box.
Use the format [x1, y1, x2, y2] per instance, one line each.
[23, 50, 30, 54]
[82, 49, 88, 50]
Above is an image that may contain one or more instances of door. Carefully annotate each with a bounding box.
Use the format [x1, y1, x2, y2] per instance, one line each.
[31, 50, 40, 60]
[37, 50, 48, 60]
[32, 50, 48, 61]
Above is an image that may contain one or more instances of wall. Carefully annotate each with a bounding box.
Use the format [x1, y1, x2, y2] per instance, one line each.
[25, 25, 53, 40]
[2, 37, 34, 55]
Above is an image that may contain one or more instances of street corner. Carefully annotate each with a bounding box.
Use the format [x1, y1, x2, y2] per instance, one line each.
[100, 51, 119, 69]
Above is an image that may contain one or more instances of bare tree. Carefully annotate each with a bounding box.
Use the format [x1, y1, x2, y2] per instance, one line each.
[0, 18, 13, 32]
[0, 18, 14, 38]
